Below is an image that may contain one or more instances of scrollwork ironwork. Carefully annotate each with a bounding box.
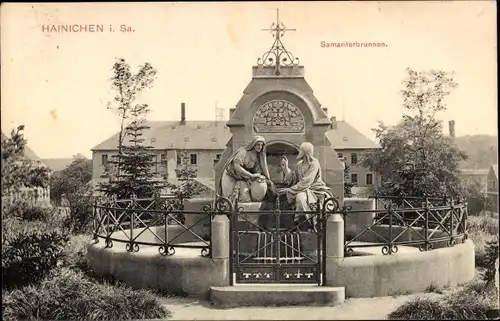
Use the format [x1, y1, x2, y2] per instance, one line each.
[323, 197, 340, 213]
[126, 243, 140, 252]
[158, 246, 175, 256]
[105, 239, 113, 249]
[345, 247, 354, 256]
[201, 248, 210, 257]
[214, 195, 233, 212]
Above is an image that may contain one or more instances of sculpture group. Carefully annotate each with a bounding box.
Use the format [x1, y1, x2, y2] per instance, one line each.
[219, 136, 334, 226]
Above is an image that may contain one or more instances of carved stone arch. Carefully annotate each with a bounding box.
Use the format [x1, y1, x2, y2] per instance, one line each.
[252, 100, 305, 134]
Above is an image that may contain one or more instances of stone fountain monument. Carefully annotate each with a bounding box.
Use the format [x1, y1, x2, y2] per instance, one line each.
[214, 11, 344, 204]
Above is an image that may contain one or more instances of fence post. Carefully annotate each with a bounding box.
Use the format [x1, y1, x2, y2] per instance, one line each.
[211, 214, 230, 260]
[325, 210, 345, 287]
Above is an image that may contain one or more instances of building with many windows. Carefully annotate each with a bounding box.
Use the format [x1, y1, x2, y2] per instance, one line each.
[90, 103, 382, 194]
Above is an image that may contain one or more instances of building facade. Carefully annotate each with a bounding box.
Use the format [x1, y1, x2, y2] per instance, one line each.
[486, 164, 498, 213]
[91, 104, 381, 194]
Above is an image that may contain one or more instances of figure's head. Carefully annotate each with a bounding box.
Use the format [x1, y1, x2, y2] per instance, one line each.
[297, 142, 314, 162]
[246, 136, 266, 153]
[279, 155, 289, 169]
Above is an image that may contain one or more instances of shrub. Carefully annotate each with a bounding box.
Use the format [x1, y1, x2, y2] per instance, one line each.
[481, 238, 499, 285]
[1, 198, 52, 222]
[64, 195, 93, 234]
[2, 225, 70, 289]
[61, 234, 90, 272]
[467, 215, 499, 267]
[2, 268, 170, 321]
[389, 279, 498, 320]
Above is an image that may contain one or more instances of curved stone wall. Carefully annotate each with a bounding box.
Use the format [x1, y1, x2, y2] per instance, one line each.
[87, 241, 229, 298]
[326, 240, 475, 298]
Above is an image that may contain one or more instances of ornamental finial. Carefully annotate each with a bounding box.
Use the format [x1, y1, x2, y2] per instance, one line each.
[257, 9, 299, 75]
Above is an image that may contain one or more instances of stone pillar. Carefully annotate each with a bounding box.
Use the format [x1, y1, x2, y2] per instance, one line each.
[325, 212, 344, 286]
[211, 214, 230, 259]
[209, 214, 231, 288]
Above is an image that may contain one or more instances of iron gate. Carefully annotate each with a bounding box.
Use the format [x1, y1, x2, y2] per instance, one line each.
[229, 197, 337, 285]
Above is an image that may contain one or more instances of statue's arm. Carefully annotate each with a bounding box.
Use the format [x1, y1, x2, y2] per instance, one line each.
[232, 149, 255, 179]
[234, 163, 255, 179]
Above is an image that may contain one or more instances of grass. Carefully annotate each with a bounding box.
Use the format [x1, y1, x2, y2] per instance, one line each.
[2, 267, 170, 321]
[389, 278, 498, 320]
[389, 212, 499, 320]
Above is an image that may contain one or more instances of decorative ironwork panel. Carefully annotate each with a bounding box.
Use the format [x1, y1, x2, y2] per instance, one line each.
[252, 100, 305, 133]
[230, 196, 329, 285]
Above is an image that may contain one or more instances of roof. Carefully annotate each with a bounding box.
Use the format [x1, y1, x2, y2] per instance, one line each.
[1, 131, 44, 163]
[461, 169, 489, 176]
[42, 158, 74, 172]
[325, 121, 381, 149]
[490, 164, 498, 179]
[92, 121, 230, 151]
[91, 120, 381, 151]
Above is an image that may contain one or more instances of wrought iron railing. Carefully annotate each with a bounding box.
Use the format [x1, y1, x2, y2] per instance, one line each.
[92, 194, 219, 257]
[342, 196, 468, 255]
[91, 194, 468, 261]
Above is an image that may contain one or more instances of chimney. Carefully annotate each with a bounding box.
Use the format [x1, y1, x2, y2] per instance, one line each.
[180, 102, 186, 125]
[330, 116, 337, 129]
[322, 107, 328, 115]
[449, 120, 455, 138]
[229, 108, 236, 119]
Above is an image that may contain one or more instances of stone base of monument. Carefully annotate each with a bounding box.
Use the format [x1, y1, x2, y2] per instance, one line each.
[210, 285, 345, 308]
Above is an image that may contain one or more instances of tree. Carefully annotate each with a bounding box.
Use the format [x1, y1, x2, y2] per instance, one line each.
[1, 126, 50, 197]
[50, 155, 92, 205]
[106, 58, 157, 178]
[362, 68, 466, 199]
[462, 179, 487, 215]
[99, 104, 164, 199]
[165, 151, 203, 204]
[343, 163, 354, 198]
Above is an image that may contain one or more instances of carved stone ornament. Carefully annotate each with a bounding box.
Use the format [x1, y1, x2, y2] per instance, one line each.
[252, 100, 305, 133]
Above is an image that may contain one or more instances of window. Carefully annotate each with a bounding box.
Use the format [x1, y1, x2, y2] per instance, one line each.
[366, 173, 373, 185]
[153, 155, 159, 173]
[351, 173, 358, 185]
[177, 153, 182, 165]
[337, 152, 343, 159]
[351, 153, 358, 165]
[214, 154, 222, 166]
[190, 153, 197, 165]
[101, 154, 108, 166]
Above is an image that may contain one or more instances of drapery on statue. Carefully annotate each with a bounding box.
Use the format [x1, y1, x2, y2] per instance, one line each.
[219, 136, 274, 203]
[278, 142, 333, 226]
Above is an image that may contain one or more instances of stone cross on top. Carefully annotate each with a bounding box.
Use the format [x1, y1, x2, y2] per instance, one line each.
[257, 8, 299, 74]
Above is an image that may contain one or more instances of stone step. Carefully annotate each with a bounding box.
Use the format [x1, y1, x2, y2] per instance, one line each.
[210, 285, 345, 308]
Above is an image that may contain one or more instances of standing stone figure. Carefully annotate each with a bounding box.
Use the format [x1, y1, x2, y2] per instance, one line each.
[278, 155, 296, 187]
[219, 136, 272, 203]
[280, 142, 333, 225]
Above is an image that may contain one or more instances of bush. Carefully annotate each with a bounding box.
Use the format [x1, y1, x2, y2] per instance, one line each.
[2, 268, 170, 321]
[64, 196, 93, 234]
[468, 215, 499, 267]
[61, 234, 90, 272]
[389, 279, 498, 320]
[2, 225, 70, 289]
[2, 198, 52, 222]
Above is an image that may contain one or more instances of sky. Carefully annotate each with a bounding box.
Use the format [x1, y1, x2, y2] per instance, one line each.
[1, 1, 497, 159]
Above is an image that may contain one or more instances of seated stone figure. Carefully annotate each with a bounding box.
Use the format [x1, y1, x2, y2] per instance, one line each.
[219, 136, 273, 204]
[279, 142, 333, 230]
